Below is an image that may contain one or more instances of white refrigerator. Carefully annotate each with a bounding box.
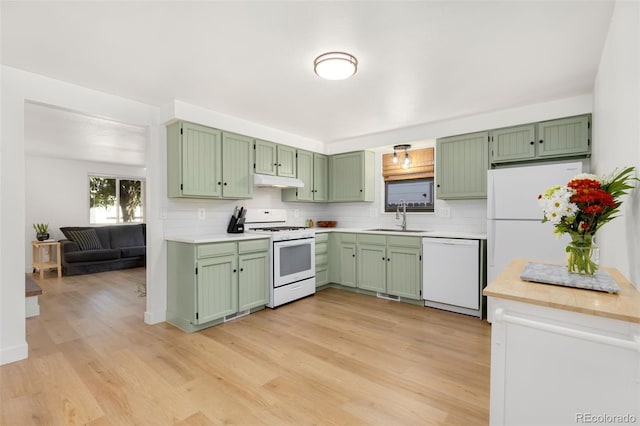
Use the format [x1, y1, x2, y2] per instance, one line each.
[487, 161, 584, 285]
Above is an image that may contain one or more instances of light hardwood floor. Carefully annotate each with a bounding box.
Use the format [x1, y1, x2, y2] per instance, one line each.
[1, 268, 491, 425]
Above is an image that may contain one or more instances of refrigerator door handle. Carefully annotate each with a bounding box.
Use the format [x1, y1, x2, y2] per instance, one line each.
[488, 220, 495, 268]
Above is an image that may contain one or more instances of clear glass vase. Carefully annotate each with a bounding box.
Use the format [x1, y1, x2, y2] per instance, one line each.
[566, 235, 599, 275]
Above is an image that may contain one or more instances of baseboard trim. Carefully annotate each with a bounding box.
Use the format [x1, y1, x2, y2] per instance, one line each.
[0, 342, 28, 365]
[144, 310, 166, 325]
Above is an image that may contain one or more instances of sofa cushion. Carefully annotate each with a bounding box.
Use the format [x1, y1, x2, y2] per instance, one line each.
[119, 246, 146, 258]
[67, 229, 102, 251]
[110, 225, 145, 248]
[64, 249, 121, 263]
[61, 226, 112, 249]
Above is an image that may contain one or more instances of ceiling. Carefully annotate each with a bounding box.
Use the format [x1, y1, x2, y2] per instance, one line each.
[3, 1, 615, 147]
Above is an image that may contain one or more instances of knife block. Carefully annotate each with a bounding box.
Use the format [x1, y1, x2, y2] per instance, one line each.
[226, 216, 244, 234]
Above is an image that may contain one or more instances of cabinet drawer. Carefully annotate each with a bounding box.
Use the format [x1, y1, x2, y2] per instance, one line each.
[316, 267, 329, 286]
[337, 233, 357, 244]
[315, 253, 328, 266]
[387, 235, 422, 248]
[238, 238, 270, 254]
[358, 234, 387, 246]
[197, 242, 237, 258]
[315, 232, 329, 242]
[315, 241, 328, 255]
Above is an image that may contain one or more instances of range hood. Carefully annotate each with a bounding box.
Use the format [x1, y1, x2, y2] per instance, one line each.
[253, 173, 304, 188]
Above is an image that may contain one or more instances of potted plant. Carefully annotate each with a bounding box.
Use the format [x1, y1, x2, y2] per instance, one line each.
[33, 223, 50, 241]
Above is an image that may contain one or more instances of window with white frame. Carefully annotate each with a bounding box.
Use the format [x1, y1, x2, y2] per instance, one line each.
[89, 176, 145, 224]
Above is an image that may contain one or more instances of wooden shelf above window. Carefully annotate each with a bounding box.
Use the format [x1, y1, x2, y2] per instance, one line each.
[382, 147, 434, 181]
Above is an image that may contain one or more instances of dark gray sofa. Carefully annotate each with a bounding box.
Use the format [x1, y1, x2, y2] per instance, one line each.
[59, 224, 146, 276]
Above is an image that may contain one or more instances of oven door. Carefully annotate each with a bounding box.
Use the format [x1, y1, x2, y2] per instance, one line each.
[273, 238, 315, 288]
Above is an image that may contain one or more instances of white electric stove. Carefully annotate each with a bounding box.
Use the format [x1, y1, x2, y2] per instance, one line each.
[245, 209, 315, 307]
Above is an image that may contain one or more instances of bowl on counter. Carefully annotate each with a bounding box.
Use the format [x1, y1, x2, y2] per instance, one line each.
[317, 221, 337, 228]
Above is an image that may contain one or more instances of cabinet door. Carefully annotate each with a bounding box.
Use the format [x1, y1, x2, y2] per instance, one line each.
[330, 152, 364, 201]
[254, 139, 277, 175]
[313, 153, 329, 202]
[196, 255, 238, 323]
[491, 124, 536, 163]
[338, 244, 357, 288]
[181, 122, 223, 197]
[296, 150, 314, 201]
[357, 244, 386, 292]
[222, 132, 253, 199]
[386, 246, 421, 299]
[436, 132, 489, 199]
[537, 115, 590, 158]
[238, 251, 269, 311]
[277, 145, 297, 178]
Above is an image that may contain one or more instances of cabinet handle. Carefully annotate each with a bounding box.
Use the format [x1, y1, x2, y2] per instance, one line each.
[278, 163, 282, 167]
[233, 269, 237, 273]
[240, 268, 244, 272]
[382, 257, 385, 261]
[223, 182, 228, 186]
[539, 139, 544, 144]
[217, 181, 222, 185]
[274, 163, 278, 166]
[529, 141, 534, 145]
[387, 258, 390, 262]
[352, 254, 355, 258]
[437, 184, 441, 188]
[359, 189, 363, 192]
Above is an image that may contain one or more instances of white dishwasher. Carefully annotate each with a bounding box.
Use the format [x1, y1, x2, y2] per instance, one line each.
[422, 237, 482, 318]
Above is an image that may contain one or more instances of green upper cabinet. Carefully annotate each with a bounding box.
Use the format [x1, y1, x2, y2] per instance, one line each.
[436, 131, 489, 200]
[329, 151, 375, 202]
[254, 139, 297, 178]
[490, 115, 591, 164]
[281, 151, 329, 203]
[490, 124, 536, 164]
[167, 121, 222, 198]
[222, 132, 253, 199]
[167, 121, 252, 199]
[254, 139, 278, 175]
[537, 115, 590, 158]
[313, 153, 329, 202]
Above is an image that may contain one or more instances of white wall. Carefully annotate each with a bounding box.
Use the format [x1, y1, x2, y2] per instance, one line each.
[24, 155, 145, 269]
[592, 0, 640, 288]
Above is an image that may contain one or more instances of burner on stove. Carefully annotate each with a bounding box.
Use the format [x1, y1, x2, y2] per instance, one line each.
[252, 226, 308, 231]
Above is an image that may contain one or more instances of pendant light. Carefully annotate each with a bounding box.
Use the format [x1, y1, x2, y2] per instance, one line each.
[314, 52, 358, 80]
[392, 144, 411, 168]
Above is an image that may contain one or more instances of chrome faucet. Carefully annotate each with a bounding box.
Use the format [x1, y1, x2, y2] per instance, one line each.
[396, 199, 407, 231]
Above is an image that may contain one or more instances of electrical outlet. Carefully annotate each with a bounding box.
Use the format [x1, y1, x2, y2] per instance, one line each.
[438, 206, 451, 218]
[294, 209, 299, 218]
[198, 208, 206, 220]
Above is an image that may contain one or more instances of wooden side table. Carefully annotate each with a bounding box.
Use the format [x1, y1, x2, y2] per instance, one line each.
[32, 240, 61, 279]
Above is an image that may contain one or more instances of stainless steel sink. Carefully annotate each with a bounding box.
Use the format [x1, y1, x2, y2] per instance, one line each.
[364, 228, 428, 233]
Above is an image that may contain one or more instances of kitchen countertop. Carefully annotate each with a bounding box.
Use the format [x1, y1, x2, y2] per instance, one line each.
[483, 258, 640, 324]
[165, 234, 271, 244]
[313, 227, 486, 239]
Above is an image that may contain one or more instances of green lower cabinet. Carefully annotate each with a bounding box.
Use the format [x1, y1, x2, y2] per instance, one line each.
[197, 255, 238, 324]
[386, 246, 422, 299]
[167, 239, 269, 332]
[238, 251, 269, 311]
[357, 244, 386, 292]
[338, 244, 357, 288]
[315, 233, 329, 287]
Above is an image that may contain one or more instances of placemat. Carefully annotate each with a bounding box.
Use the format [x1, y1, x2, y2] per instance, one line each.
[520, 262, 620, 294]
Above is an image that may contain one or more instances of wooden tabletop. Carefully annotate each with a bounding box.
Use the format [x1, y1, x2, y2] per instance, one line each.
[483, 258, 640, 324]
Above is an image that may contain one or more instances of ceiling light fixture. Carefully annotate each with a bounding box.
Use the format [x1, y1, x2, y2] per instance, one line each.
[392, 144, 412, 169]
[314, 52, 358, 80]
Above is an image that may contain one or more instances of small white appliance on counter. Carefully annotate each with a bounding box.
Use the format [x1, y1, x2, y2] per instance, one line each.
[487, 161, 584, 285]
[422, 237, 484, 318]
[245, 209, 315, 308]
